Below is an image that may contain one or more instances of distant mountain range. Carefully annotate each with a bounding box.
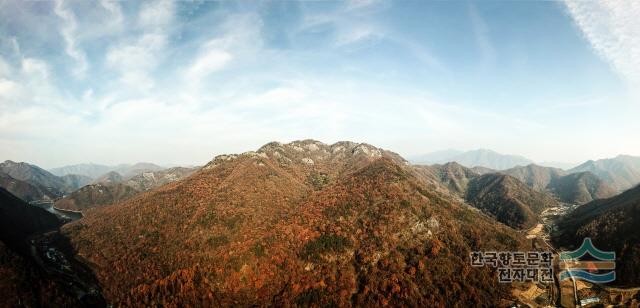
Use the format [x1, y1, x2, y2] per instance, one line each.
[501, 164, 616, 204]
[0, 160, 73, 196]
[0, 160, 192, 207]
[415, 162, 558, 229]
[55, 167, 198, 211]
[411, 149, 533, 170]
[0, 172, 53, 202]
[49, 163, 113, 179]
[0, 165, 91, 200]
[50, 162, 165, 179]
[412, 150, 640, 193]
[569, 155, 640, 192]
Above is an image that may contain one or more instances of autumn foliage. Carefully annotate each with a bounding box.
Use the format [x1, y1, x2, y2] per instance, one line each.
[62, 140, 527, 306]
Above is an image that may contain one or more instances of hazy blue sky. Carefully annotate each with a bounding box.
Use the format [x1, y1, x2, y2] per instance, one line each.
[0, 0, 638, 168]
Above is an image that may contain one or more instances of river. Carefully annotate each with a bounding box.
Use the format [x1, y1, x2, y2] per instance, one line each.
[29, 200, 83, 221]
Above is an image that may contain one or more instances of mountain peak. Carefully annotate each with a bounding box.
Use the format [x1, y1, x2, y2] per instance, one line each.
[205, 140, 405, 171]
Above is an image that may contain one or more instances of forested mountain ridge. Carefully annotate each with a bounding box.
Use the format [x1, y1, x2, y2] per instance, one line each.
[62, 140, 527, 306]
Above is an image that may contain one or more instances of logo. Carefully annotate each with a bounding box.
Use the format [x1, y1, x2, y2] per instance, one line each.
[470, 250, 554, 283]
[559, 238, 615, 283]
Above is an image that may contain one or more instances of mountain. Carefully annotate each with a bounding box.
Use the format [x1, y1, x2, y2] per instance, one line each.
[502, 164, 616, 204]
[465, 174, 557, 229]
[62, 140, 526, 306]
[57, 168, 197, 211]
[92, 171, 124, 184]
[502, 164, 565, 191]
[60, 174, 93, 190]
[554, 185, 640, 286]
[0, 160, 69, 197]
[51, 162, 166, 180]
[0, 172, 52, 202]
[49, 163, 113, 179]
[547, 172, 617, 205]
[124, 167, 197, 191]
[414, 163, 558, 228]
[413, 162, 479, 196]
[115, 162, 165, 178]
[412, 149, 533, 170]
[55, 183, 140, 212]
[569, 155, 640, 191]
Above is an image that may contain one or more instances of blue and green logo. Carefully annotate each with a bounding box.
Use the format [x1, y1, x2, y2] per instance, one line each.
[559, 238, 615, 283]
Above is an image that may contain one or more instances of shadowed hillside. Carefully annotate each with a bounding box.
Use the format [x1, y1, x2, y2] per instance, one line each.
[0, 172, 52, 202]
[0, 187, 62, 252]
[554, 185, 640, 286]
[0, 160, 70, 198]
[0, 188, 79, 307]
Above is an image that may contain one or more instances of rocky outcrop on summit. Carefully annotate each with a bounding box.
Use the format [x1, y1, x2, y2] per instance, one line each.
[125, 167, 197, 192]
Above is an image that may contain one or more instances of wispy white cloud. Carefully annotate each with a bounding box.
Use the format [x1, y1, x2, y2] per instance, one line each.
[468, 3, 496, 67]
[138, 0, 174, 29]
[54, 0, 88, 78]
[299, 0, 385, 48]
[565, 1, 640, 92]
[106, 33, 167, 90]
[99, 0, 124, 32]
[187, 48, 233, 80]
[105, 0, 175, 92]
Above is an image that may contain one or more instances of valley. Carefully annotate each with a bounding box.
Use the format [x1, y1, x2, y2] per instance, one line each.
[28, 231, 105, 307]
[2, 141, 640, 307]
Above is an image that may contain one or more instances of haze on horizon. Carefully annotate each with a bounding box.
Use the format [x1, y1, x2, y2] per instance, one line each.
[1, 0, 639, 169]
